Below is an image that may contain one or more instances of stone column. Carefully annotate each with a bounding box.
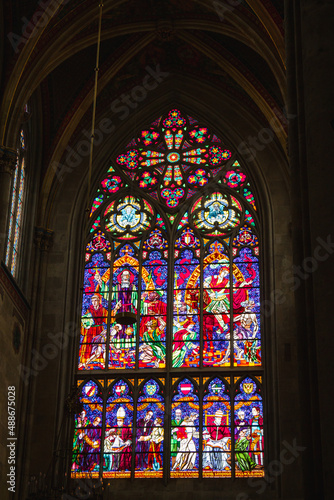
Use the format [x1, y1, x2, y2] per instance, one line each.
[0, 147, 18, 261]
[285, 1, 334, 499]
[16, 226, 54, 500]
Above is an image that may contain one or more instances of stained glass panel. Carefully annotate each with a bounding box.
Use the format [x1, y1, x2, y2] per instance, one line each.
[139, 247, 167, 369]
[6, 131, 25, 277]
[104, 381, 133, 478]
[171, 379, 200, 478]
[74, 108, 265, 480]
[203, 248, 230, 366]
[135, 379, 164, 477]
[233, 240, 261, 367]
[234, 378, 264, 477]
[203, 378, 231, 477]
[109, 251, 139, 369]
[79, 251, 110, 370]
[191, 192, 241, 236]
[71, 381, 103, 478]
[173, 239, 201, 368]
[115, 110, 233, 208]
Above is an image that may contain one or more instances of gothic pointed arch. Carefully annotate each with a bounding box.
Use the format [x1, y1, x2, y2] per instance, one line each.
[71, 108, 264, 481]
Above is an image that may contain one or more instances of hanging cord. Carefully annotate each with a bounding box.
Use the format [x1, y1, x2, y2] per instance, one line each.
[86, 1, 104, 214]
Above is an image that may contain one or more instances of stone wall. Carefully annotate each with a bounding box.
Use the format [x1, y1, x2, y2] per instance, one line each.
[0, 264, 29, 499]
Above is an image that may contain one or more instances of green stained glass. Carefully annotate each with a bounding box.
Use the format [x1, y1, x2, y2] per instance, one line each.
[74, 109, 264, 481]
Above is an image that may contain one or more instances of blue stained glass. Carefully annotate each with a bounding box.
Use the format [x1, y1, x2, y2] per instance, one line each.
[20, 129, 25, 149]
[203, 340, 230, 366]
[119, 244, 136, 257]
[85, 252, 110, 269]
[72, 381, 103, 477]
[135, 379, 164, 477]
[232, 263, 259, 288]
[207, 241, 227, 255]
[6, 155, 25, 276]
[233, 226, 259, 248]
[86, 232, 112, 257]
[234, 246, 259, 264]
[142, 251, 168, 290]
[175, 228, 200, 248]
[74, 109, 265, 479]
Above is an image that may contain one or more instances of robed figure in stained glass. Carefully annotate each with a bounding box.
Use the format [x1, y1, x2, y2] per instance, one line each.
[250, 406, 263, 466]
[235, 428, 257, 472]
[171, 408, 183, 467]
[108, 407, 132, 471]
[72, 410, 88, 471]
[74, 109, 265, 480]
[112, 269, 137, 315]
[202, 410, 231, 471]
[172, 318, 198, 367]
[147, 417, 164, 471]
[79, 293, 108, 369]
[172, 413, 199, 471]
[139, 290, 167, 367]
[234, 410, 249, 439]
[80, 416, 101, 472]
[136, 410, 154, 469]
[203, 266, 230, 351]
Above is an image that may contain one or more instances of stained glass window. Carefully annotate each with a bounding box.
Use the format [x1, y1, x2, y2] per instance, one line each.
[72, 109, 264, 480]
[5, 129, 26, 277]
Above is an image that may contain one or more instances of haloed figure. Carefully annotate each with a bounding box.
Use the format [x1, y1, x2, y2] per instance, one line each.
[113, 270, 137, 315]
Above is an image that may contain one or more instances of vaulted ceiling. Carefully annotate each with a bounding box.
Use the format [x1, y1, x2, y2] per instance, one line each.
[1, 0, 286, 211]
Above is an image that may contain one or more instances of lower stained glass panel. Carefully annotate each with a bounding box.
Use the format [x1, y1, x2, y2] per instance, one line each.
[135, 379, 164, 477]
[71, 381, 103, 478]
[71, 378, 264, 479]
[234, 377, 264, 477]
[203, 378, 231, 478]
[170, 379, 199, 478]
[104, 381, 133, 478]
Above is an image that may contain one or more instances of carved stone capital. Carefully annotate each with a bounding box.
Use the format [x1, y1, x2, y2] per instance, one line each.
[0, 146, 18, 175]
[34, 226, 54, 252]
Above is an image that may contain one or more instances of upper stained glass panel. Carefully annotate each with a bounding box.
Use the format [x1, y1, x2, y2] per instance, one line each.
[115, 109, 233, 209]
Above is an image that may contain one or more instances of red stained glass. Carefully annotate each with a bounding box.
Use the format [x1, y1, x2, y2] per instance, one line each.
[73, 109, 264, 480]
